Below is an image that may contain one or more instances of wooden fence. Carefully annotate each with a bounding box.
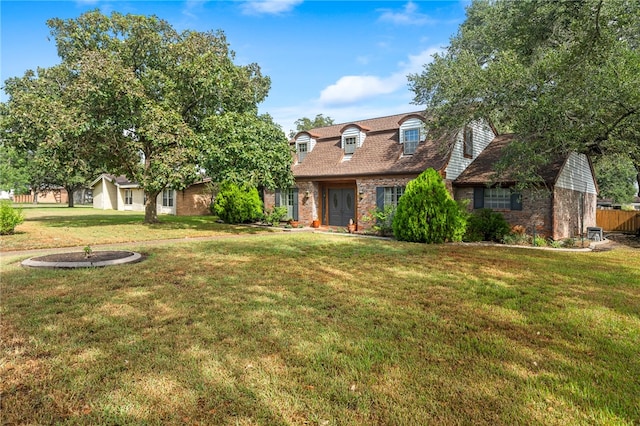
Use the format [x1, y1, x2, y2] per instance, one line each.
[596, 210, 640, 233]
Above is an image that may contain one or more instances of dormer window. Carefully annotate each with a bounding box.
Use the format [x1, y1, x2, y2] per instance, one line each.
[463, 126, 473, 158]
[344, 136, 357, 154]
[403, 128, 420, 155]
[298, 142, 308, 163]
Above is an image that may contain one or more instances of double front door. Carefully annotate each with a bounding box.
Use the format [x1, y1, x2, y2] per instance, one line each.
[328, 188, 355, 227]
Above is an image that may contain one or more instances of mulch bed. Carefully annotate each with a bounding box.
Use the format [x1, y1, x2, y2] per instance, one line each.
[32, 251, 135, 263]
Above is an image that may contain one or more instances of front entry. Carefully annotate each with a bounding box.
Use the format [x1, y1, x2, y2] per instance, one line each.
[328, 188, 355, 226]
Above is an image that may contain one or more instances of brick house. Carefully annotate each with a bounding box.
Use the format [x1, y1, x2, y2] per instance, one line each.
[90, 174, 212, 216]
[263, 111, 597, 239]
[453, 134, 598, 239]
[263, 111, 496, 230]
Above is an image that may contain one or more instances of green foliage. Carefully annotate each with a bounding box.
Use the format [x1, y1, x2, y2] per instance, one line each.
[532, 235, 548, 247]
[362, 205, 396, 237]
[409, 0, 640, 187]
[594, 154, 637, 204]
[3, 10, 277, 222]
[0, 201, 24, 235]
[464, 208, 511, 242]
[502, 232, 531, 246]
[200, 112, 293, 190]
[212, 181, 263, 224]
[288, 114, 335, 139]
[393, 168, 467, 243]
[264, 206, 288, 226]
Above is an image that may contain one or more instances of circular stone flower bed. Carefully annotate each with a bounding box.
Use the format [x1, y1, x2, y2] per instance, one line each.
[22, 251, 143, 269]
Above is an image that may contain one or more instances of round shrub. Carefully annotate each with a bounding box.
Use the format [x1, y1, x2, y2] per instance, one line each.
[212, 181, 263, 224]
[464, 208, 511, 242]
[0, 201, 24, 235]
[392, 168, 467, 243]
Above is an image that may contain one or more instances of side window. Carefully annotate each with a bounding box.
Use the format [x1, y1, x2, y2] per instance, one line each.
[376, 186, 405, 210]
[463, 126, 473, 159]
[162, 189, 174, 207]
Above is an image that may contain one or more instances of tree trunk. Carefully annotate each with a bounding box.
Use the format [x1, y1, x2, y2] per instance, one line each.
[66, 186, 75, 207]
[636, 171, 640, 197]
[144, 191, 160, 224]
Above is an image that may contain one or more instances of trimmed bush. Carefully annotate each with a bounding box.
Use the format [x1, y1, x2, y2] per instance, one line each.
[212, 181, 263, 224]
[0, 201, 24, 235]
[392, 168, 467, 243]
[464, 208, 511, 242]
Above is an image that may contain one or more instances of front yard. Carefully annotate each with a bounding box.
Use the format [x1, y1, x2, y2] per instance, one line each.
[1, 208, 639, 424]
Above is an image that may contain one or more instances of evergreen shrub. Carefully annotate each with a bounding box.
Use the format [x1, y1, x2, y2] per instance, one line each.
[212, 181, 263, 224]
[0, 201, 24, 235]
[392, 168, 467, 243]
[464, 208, 511, 242]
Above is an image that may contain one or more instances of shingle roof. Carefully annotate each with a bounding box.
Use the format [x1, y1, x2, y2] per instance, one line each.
[292, 111, 452, 178]
[453, 134, 565, 186]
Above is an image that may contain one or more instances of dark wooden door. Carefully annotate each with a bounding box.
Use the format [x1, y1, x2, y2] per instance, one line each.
[328, 188, 355, 226]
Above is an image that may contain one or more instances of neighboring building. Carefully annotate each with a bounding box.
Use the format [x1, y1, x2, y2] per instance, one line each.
[12, 187, 69, 204]
[264, 111, 598, 239]
[453, 135, 598, 240]
[90, 174, 212, 216]
[264, 111, 495, 228]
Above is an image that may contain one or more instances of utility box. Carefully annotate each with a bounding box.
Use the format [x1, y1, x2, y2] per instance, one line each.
[587, 226, 603, 241]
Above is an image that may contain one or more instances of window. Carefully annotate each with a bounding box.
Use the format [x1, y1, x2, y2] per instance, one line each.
[376, 186, 405, 210]
[463, 126, 473, 158]
[275, 188, 298, 220]
[403, 128, 420, 155]
[298, 142, 308, 163]
[473, 187, 522, 210]
[344, 136, 357, 154]
[124, 189, 133, 205]
[162, 189, 174, 207]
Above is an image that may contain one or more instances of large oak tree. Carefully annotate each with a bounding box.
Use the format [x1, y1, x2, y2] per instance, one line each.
[2, 10, 292, 222]
[409, 0, 640, 192]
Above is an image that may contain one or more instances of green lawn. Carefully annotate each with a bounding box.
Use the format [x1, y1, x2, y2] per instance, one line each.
[1, 206, 270, 252]
[1, 209, 639, 424]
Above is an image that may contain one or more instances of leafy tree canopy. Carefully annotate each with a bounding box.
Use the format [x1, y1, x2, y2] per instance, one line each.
[3, 10, 292, 222]
[288, 114, 335, 138]
[593, 153, 637, 204]
[409, 0, 640, 190]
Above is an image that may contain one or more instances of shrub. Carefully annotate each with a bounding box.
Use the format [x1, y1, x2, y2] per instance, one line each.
[211, 181, 263, 224]
[393, 168, 467, 243]
[464, 208, 511, 242]
[502, 232, 531, 245]
[532, 235, 547, 247]
[0, 201, 24, 235]
[362, 205, 396, 236]
[264, 206, 288, 226]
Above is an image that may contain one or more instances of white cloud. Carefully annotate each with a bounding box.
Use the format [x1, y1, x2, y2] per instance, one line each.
[378, 1, 437, 26]
[318, 46, 442, 107]
[241, 0, 303, 15]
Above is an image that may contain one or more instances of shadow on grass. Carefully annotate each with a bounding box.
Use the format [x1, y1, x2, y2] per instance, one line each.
[2, 235, 638, 424]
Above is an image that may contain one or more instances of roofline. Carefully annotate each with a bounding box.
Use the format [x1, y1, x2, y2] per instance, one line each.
[294, 167, 446, 180]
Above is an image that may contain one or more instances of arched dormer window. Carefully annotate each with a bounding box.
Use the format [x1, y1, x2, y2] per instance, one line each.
[398, 114, 426, 155]
[340, 124, 369, 157]
[294, 131, 318, 164]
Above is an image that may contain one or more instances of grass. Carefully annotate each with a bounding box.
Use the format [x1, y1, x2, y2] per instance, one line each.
[1, 206, 270, 252]
[1, 209, 639, 424]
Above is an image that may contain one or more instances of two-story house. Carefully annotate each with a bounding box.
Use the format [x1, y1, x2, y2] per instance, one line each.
[264, 111, 597, 239]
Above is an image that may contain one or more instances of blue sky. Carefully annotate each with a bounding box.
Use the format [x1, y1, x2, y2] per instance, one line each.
[1, 0, 468, 134]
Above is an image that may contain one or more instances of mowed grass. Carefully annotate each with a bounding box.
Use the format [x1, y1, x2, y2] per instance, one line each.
[2, 228, 639, 425]
[1, 205, 270, 251]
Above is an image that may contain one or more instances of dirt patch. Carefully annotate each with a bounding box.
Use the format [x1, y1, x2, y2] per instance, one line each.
[33, 251, 135, 262]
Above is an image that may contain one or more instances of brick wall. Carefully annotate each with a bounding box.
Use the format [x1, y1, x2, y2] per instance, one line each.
[455, 186, 554, 237]
[553, 186, 597, 239]
[176, 182, 213, 216]
[355, 175, 417, 231]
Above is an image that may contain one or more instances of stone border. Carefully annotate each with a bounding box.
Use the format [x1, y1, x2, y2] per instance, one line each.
[21, 251, 142, 269]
